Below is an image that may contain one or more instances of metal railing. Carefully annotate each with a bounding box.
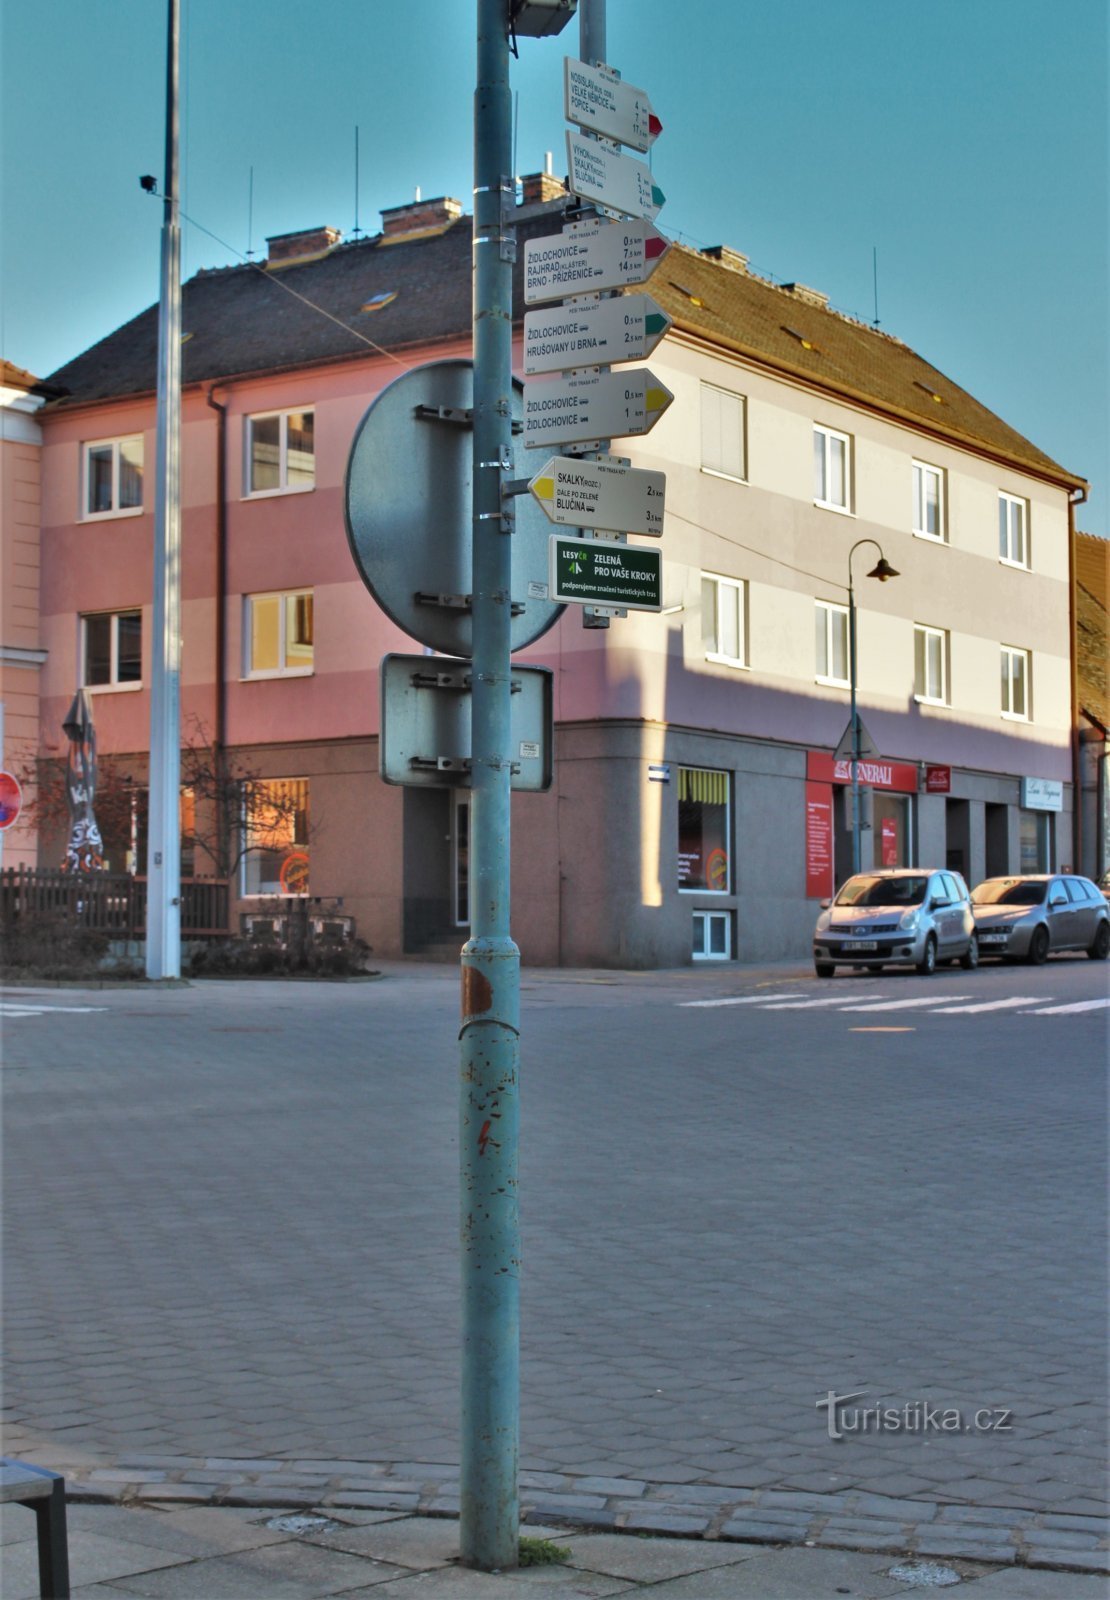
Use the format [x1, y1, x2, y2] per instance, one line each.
[0, 869, 229, 938]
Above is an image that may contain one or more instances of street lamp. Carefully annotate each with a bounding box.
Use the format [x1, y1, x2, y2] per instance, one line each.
[848, 539, 899, 875]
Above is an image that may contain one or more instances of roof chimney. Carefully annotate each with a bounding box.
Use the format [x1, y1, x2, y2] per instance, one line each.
[700, 244, 748, 274]
[265, 226, 342, 265]
[782, 281, 830, 309]
[379, 195, 463, 240]
[519, 169, 568, 205]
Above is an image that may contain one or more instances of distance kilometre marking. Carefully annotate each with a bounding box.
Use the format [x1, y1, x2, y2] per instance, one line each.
[528, 456, 665, 536]
[563, 58, 662, 152]
[549, 535, 662, 612]
[523, 368, 673, 449]
[565, 132, 665, 222]
[523, 294, 671, 375]
[524, 219, 670, 305]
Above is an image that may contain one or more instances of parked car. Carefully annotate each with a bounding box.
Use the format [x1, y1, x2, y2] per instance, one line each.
[970, 874, 1110, 963]
[813, 868, 977, 977]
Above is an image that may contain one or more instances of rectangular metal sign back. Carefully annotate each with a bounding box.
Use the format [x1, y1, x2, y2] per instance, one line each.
[529, 456, 665, 535]
[524, 220, 669, 305]
[549, 535, 662, 612]
[563, 58, 661, 152]
[523, 294, 671, 375]
[380, 655, 553, 791]
[566, 132, 664, 221]
[523, 368, 673, 449]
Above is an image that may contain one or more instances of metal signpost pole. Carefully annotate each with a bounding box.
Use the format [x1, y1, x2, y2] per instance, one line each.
[849, 573, 861, 876]
[146, 0, 182, 979]
[460, 0, 520, 1570]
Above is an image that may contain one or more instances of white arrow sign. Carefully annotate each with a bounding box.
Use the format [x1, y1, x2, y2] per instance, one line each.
[523, 369, 674, 450]
[528, 456, 666, 536]
[524, 219, 670, 305]
[523, 294, 671, 375]
[566, 131, 665, 221]
[564, 58, 663, 152]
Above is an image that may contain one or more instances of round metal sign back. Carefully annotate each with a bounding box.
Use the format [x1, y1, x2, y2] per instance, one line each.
[344, 358, 564, 656]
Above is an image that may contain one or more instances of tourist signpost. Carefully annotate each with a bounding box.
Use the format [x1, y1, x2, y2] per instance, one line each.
[523, 293, 671, 373]
[522, 367, 673, 449]
[565, 130, 665, 219]
[523, 218, 670, 303]
[549, 535, 662, 610]
[528, 455, 665, 535]
[563, 57, 662, 151]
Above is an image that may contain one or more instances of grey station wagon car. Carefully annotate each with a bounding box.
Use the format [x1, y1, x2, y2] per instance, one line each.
[814, 868, 977, 977]
[971, 874, 1110, 963]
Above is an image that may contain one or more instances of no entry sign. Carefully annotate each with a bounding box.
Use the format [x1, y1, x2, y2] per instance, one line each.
[0, 770, 23, 830]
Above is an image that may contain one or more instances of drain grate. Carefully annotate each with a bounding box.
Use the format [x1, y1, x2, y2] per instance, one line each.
[887, 1561, 961, 1588]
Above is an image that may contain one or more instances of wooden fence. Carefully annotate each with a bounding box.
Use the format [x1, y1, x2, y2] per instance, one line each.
[0, 869, 229, 939]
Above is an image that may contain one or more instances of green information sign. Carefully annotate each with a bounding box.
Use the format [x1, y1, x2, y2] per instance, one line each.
[548, 534, 662, 612]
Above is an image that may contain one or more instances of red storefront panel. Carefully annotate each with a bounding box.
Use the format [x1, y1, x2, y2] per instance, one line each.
[805, 781, 834, 900]
[807, 750, 918, 794]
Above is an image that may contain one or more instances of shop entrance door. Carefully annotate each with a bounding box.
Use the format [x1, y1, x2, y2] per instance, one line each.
[451, 792, 470, 927]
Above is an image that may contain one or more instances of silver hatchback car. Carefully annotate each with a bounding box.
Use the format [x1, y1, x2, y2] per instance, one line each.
[971, 874, 1110, 963]
[814, 868, 977, 977]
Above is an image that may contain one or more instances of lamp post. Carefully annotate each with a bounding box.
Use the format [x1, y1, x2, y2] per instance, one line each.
[847, 539, 899, 875]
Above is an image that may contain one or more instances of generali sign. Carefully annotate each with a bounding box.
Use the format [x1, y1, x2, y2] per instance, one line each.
[807, 751, 917, 794]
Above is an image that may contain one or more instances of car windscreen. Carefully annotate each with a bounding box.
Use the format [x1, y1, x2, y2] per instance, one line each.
[971, 880, 1047, 906]
[835, 875, 929, 908]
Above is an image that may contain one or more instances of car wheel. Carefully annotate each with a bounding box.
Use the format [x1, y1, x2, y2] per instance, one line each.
[960, 934, 980, 971]
[814, 962, 835, 978]
[916, 934, 937, 976]
[1027, 925, 1050, 965]
[1088, 921, 1110, 961]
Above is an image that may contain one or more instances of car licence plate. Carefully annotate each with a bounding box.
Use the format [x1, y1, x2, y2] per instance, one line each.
[980, 933, 1007, 945]
[848, 941, 878, 951]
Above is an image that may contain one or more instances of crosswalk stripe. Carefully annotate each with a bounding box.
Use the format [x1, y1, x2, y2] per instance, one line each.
[932, 997, 1042, 1015]
[0, 1003, 107, 1016]
[762, 994, 883, 1009]
[839, 996, 974, 1012]
[680, 993, 798, 1008]
[1027, 997, 1110, 1016]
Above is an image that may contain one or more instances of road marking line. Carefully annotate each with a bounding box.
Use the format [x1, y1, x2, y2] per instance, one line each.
[932, 996, 1043, 1015]
[839, 996, 973, 1012]
[850, 1026, 916, 1033]
[0, 1003, 108, 1016]
[680, 993, 798, 1008]
[762, 994, 883, 1009]
[1027, 997, 1110, 1015]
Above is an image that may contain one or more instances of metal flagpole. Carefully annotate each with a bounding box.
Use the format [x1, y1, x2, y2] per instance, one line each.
[146, 0, 183, 979]
[459, 0, 520, 1571]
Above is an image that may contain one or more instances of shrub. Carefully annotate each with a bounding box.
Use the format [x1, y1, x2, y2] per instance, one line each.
[1, 914, 112, 980]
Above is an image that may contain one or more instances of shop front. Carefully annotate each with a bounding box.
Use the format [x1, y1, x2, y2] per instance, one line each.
[805, 750, 918, 898]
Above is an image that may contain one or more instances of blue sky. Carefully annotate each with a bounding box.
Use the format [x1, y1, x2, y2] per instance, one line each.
[2, 0, 1106, 534]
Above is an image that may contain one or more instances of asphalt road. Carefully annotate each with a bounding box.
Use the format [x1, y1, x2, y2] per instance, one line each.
[2, 954, 1106, 1522]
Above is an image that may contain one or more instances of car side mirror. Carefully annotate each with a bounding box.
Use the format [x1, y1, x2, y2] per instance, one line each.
[820, 898, 831, 910]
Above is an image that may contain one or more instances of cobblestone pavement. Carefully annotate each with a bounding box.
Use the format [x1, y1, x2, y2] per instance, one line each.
[2, 959, 1106, 1576]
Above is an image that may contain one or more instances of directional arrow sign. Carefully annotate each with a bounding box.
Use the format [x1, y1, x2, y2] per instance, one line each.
[523, 368, 673, 449]
[529, 456, 666, 536]
[549, 535, 662, 612]
[524, 219, 669, 305]
[564, 58, 662, 152]
[524, 294, 671, 375]
[566, 131, 664, 221]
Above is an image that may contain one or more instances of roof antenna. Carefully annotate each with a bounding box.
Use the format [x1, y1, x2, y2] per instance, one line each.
[872, 245, 880, 328]
[246, 166, 254, 259]
[351, 126, 363, 239]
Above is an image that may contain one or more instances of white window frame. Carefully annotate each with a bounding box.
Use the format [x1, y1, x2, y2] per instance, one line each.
[239, 777, 311, 898]
[242, 590, 314, 680]
[912, 460, 945, 542]
[999, 491, 1029, 569]
[700, 382, 747, 483]
[914, 624, 949, 706]
[701, 572, 748, 668]
[815, 599, 850, 687]
[1001, 644, 1031, 721]
[80, 609, 143, 692]
[813, 424, 852, 513]
[692, 908, 732, 961]
[81, 436, 144, 521]
[243, 408, 315, 498]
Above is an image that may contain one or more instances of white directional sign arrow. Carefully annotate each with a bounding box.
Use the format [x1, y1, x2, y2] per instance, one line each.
[528, 456, 666, 536]
[524, 219, 670, 305]
[566, 131, 665, 221]
[523, 369, 674, 450]
[523, 294, 672, 375]
[564, 58, 663, 152]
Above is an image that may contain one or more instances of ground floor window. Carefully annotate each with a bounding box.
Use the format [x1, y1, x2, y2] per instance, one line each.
[693, 909, 731, 960]
[1019, 808, 1052, 873]
[241, 778, 310, 896]
[98, 784, 195, 877]
[678, 766, 731, 892]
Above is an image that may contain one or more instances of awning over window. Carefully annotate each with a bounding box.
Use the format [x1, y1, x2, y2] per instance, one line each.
[678, 766, 728, 806]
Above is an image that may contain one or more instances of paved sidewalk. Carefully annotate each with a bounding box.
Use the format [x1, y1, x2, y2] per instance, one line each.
[2, 1499, 1108, 1599]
